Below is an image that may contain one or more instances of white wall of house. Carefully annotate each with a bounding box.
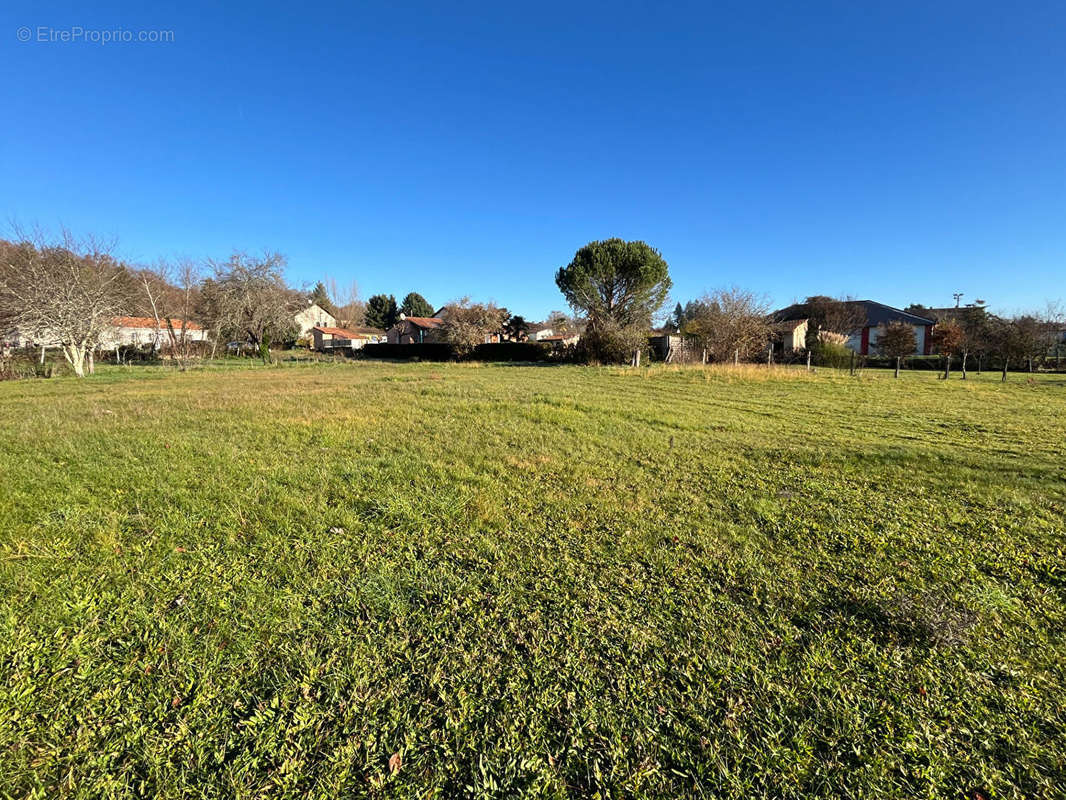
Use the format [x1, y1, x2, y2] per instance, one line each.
[854, 324, 927, 355]
[4, 328, 54, 348]
[340, 334, 385, 349]
[913, 325, 927, 355]
[781, 320, 807, 350]
[6, 323, 207, 350]
[315, 329, 386, 350]
[294, 304, 337, 337]
[101, 324, 208, 348]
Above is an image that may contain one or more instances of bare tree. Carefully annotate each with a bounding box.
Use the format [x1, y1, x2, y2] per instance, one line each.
[683, 287, 770, 362]
[139, 258, 203, 370]
[1011, 314, 1048, 374]
[0, 229, 132, 377]
[933, 306, 991, 379]
[958, 306, 991, 378]
[138, 264, 169, 352]
[876, 321, 917, 378]
[1047, 301, 1065, 370]
[545, 310, 583, 334]
[0, 240, 21, 341]
[802, 296, 867, 346]
[208, 252, 294, 363]
[196, 277, 224, 360]
[989, 318, 1023, 382]
[327, 277, 365, 327]
[439, 298, 508, 357]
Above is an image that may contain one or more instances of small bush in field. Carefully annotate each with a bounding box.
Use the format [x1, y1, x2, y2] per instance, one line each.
[813, 339, 853, 368]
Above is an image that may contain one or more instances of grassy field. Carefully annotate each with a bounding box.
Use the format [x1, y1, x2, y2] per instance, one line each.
[1, 362, 1064, 799]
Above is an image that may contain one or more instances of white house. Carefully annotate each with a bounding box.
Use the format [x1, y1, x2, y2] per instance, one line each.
[2, 327, 46, 349]
[539, 333, 579, 348]
[101, 317, 209, 348]
[527, 326, 557, 342]
[771, 318, 809, 351]
[311, 325, 386, 351]
[770, 301, 934, 356]
[4, 317, 208, 354]
[294, 303, 337, 338]
[387, 310, 447, 344]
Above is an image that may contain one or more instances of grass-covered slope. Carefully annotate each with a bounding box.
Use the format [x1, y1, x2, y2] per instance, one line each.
[1, 363, 1064, 798]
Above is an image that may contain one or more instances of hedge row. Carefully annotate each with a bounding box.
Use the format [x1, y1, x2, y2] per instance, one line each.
[358, 341, 558, 362]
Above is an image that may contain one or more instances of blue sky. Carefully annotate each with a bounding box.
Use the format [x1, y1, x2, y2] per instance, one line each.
[2, 1, 1063, 320]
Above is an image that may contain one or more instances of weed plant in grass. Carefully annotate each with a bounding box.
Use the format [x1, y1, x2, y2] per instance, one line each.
[1, 363, 1064, 798]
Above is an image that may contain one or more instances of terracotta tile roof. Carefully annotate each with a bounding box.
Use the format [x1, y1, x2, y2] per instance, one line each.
[345, 326, 387, 336]
[313, 325, 385, 338]
[113, 316, 203, 330]
[313, 326, 356, 337]
[401, 316, 444, 329]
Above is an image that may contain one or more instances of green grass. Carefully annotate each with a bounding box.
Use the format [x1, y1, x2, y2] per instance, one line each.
[1, 362, 1064, 798]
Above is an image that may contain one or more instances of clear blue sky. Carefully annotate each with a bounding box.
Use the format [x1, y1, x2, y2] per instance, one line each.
[3, 1, 1063, 319]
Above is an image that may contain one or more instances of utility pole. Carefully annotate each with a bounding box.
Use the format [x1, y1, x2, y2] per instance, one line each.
[953, 292, 964, 308]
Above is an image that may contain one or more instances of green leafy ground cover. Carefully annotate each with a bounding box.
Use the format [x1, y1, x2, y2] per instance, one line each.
[1, 363, 1063, 798]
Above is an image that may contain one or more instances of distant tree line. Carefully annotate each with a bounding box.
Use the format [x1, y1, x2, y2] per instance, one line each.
[3, 228, 1062, 376]
[0, 229, 548, 375]
[0, 230, 354, 375]
[915, 304, 1063, 381]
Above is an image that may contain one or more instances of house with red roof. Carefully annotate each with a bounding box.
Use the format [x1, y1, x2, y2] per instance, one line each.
[102, 317, 209, 349]
[387, 310, 447, 344]
[312, 325, 386, 351]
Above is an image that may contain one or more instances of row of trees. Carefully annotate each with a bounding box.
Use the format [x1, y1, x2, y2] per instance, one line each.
[0, 230, 566, 375]
[551, 238, 1064, 375]
[0, 231, 315, 375]
[878, 305, 1063, 380]
[4, 229, 1061, 376]
[0, 232, 131, 377]
[552, 241, 869, 365]
[310, 284, 551, 354]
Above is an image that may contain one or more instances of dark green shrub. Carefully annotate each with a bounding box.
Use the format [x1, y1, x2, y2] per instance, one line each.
[360, 343, 456, 361]
[471, 342, 551, 362]
[577, 325, 646, 364]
